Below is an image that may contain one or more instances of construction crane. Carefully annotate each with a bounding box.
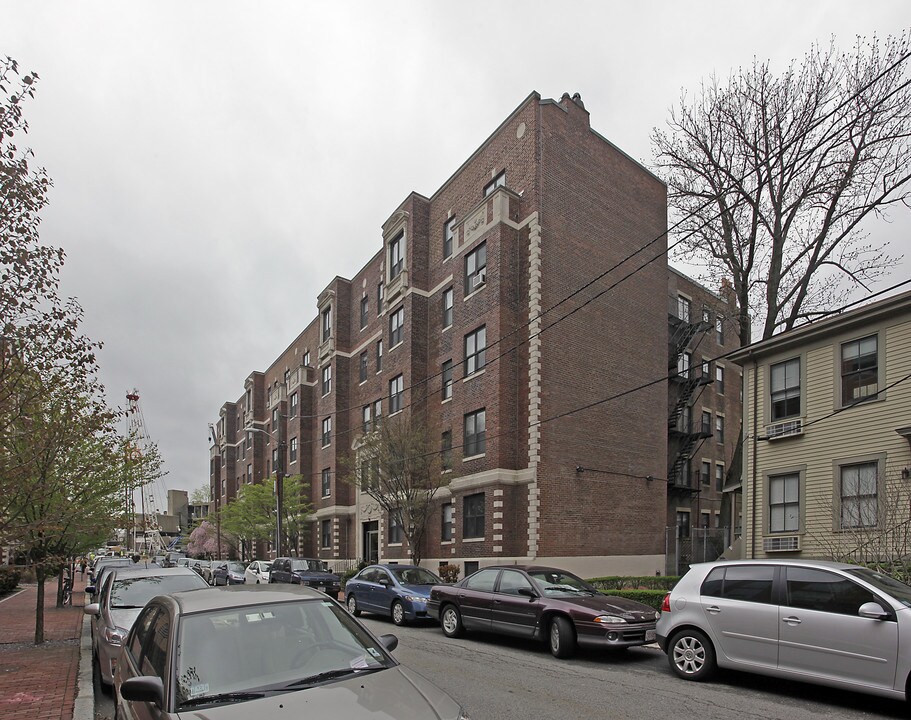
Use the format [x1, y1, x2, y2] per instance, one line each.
[125, 389, 166, 556]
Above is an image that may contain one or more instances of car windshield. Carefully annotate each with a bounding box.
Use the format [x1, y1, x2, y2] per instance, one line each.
[391, 567, 441, 585]
[261, 563, 273, 572]
[227, 562, 246, 572]
[174, 599, 394, 708]
[109, 575, 206, 608]
[846, 567, 911, 608]
[527, 570, 597, 597]
[291, 559, 324, 572]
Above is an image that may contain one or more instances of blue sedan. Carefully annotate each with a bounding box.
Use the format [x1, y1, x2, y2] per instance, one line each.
[346, 564, 443, 626]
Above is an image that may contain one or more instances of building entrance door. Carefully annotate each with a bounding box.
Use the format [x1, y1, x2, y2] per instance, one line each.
[363, 521, 379, 564]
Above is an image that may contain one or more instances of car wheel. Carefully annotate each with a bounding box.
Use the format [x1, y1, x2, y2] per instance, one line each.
[391, 600, 407, 626]
[441, 604, 464, 638]
[549, 616, 576, 658]
[347, 594, 361, 616]
[668, 628, 716, 681]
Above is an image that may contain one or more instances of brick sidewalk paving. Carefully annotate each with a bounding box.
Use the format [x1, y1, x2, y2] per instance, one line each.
[0, 572, 88, 720]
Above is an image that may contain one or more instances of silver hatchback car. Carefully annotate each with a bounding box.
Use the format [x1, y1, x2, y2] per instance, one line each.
[656, 559, 911, 701]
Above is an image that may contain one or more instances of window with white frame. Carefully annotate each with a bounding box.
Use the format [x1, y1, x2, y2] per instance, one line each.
[840, 462, 878, 529]
[442, 360, 453, 401]
[359, 351, 368, 383]
[676, 510, 690, 538]
[442, 287, 453, 328]
[373, 398, 382, 425]
[322, 306, 332, 342]
[321, 467, 331, 497]
[465, 242, 487, 295]
[464, 326, 486, 376]
[463, 493, 485, 537]
[677, 295, 691, 322]
[769, 473, 799, 533]
[377, 282, 384, 313]
[483, 171, 505, 197]
[715, 463, 724, 491]
[389, 374, 404, 414]
[389, 232, 404, 280]
[678, 351, 691, 379]
[715, 414, 724, 444]
[715, 365, 724, 394]
[390, 306, 404, 347]
[444, 217, 455, 259]
[321, 519, 332, 548]
[441, 430, 452, 471]
[362, 405, 372, 433]
[441, 502, 454, 541]
[701, 461, 711, 486]
[388, 511, 403, 544]
[247, 463, 252, 483]
[841, 335, 878, 406]
[303, 350, 310, 367]
[376, 339, 383, 372]
[464, 409, 486, 457]
[289, 437, 298, 464]
[321, 417, 331, 447]
[770, 357, 801, 420]
[321, 364, 331, 395]
[360, 296, 369, 329]
[289, 392, 298, 417]
[716, 315, 724, 345]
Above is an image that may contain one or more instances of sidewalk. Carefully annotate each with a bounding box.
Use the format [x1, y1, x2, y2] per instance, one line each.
[0, 572, 90, 720]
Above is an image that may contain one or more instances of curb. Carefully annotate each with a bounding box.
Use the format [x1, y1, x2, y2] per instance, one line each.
[74, 607, 94, 720]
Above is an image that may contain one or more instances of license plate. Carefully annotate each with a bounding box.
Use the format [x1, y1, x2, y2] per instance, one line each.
[646, 630, 656, 642]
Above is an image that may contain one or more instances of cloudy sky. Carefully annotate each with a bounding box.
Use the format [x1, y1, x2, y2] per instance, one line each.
[5, 1, 910, 505]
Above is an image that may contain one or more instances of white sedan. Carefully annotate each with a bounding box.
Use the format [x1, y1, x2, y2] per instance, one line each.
[244, 560, 272, 584]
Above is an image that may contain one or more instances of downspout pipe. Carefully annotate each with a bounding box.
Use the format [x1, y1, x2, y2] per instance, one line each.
[750, 350, 758, 559]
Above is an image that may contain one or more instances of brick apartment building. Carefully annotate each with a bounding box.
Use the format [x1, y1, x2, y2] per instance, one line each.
[210, 91, 673, 578]
[666, 270, 743, 574]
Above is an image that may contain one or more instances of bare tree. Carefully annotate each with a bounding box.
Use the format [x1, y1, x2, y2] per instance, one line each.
[653, 33, 911, 345]
[345, 413, 453, 566]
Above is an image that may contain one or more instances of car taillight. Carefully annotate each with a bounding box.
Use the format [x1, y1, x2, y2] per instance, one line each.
[661, 592, 671, 613]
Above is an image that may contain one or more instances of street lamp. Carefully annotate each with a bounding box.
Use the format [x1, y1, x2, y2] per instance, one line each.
[245, 422, 285, 558]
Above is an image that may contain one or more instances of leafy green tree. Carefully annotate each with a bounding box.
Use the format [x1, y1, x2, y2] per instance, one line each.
[344, 413, 452, 566]
[652, 32, 911, 344]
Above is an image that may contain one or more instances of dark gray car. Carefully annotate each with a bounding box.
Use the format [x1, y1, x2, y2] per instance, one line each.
[112, 586, 469, 719]
[656, 559, 911, 701]
[269, 557, 340, 596]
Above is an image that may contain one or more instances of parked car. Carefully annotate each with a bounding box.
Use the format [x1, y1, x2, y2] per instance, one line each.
[113, 586, 470, 719]
[428, 565, 659, 658]
[89, 556, 132, 585]
[189, 559, 211, 581]
[270, 557, 340, 597]
[245, 560, 272, 584]
[88, 558, 134, 602]
[656, 559, 911, 702]
[162, 551, 186, 568]
[213, 561, 247, 586]
[346, 564, 443, 626]
[85, 566, 208, 688]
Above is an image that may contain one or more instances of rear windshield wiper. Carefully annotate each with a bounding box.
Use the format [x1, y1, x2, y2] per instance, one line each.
[283, 666, 382, 689]
[179, 691, 265, 707]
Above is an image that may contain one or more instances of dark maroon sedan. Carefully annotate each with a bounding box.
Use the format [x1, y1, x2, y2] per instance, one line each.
[427, 565, 659, 658]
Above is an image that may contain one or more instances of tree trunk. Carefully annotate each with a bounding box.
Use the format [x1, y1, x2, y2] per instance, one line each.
[34, 564, 45, 645]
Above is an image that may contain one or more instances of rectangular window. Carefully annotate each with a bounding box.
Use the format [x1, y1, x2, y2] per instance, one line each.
[701, 410, 712, 435]
[442, 287, 453, 328]
[677, 295, 691, 322]
[303, 351, 310, 367]
[289, 437, 298, 464]
[389, 374, 404, 414]
[715, 415, 724, 445]
[360, 296, 369, 329]
[701, 461, 711, 486]
[359, 351, 368, 383]
[373, 398, 383, 425]
[389, 511, 403, 544]
[483, 171, 505, 197]
[321, 364, 331, 395]
[716, 316, 724, 345]
[247, 463, 252, 483]
[390, 306, 404, 347]
[443, 217, 455, 259]
[464, 409, 486, 457]
[441, 502, 454, 541]
[715, 365, 724, 395]
[272, 447, 279, 468]
[289, 392, 298, 417]
[321, 417, 331, 447]
[321, 467, 331, 497]
[464, 326, 486, 376]
[376, 340, 383, 372]
[841, 335, 878, 405]
[442, 360, 453, 401]
[715, 463, 724, 491]
[463, 493, 485, 538]
[840, 462, 878, 529]
[678, 351, 691, 379]
[321, 519, 332, 548]
[465, 241, 487, 295]
[769, 473, 799, 533]
[702, 307, 712, 324]
[377, 282, 384, 314]
[676, 511, 690, 538]
[362, 405, 372, 433]
[389, 232, 404, 280]
[770, 358, 801, 420]
[322, 307, 332, 341]
[441, 430, 452, 471]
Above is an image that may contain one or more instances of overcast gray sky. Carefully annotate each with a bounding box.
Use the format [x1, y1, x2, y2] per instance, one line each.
[5, 1, 910, 506]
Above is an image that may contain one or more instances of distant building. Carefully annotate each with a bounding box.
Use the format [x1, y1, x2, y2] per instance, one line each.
[211, 91, 674, 577]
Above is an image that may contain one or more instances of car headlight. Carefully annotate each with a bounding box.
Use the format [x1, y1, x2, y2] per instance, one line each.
[402, 595, 425, 603]
[654, 611, 660, 621]
[593, 615, 627, 624]
[102, 625, 129, 646]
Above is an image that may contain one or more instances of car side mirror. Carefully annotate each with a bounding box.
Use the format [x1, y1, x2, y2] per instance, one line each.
[517, 587, 538, 599]
[84, 603, 100, 616]
[120, 676, 164, 706]
[858, 601, 890, 620]
[379, 633, 398, 652]
[378, 577, 391, 586]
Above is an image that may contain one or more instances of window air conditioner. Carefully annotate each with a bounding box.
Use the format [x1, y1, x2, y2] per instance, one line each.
[763, 536, 800, 552]
[766, 418, 803, 440]
[473, 269, 486, 288]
